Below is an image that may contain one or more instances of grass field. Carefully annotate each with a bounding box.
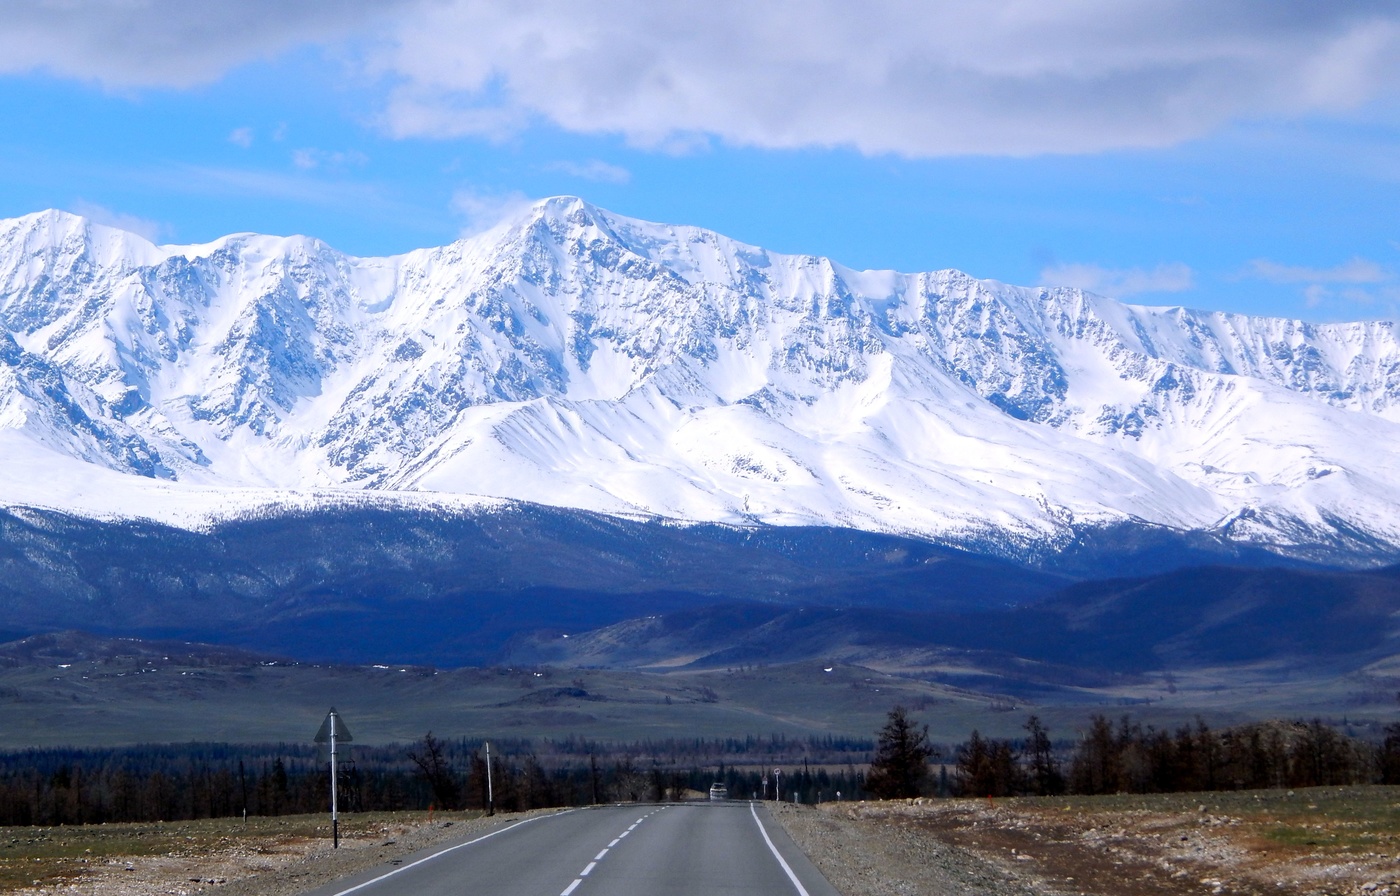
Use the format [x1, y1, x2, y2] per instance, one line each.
[3, 642, 1395, 750]
[0, 650, 1036, 746]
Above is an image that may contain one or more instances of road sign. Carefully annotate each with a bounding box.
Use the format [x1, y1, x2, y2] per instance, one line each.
[314, 708, 352, 848]
[315, 708, 353, 744]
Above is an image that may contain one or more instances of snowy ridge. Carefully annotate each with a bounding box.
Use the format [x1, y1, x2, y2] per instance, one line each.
[1, 198, 1399, 560]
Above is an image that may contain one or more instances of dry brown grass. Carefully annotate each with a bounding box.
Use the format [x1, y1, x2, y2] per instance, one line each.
[0, 810, 491, 896]
[779, 786, 1400, 896]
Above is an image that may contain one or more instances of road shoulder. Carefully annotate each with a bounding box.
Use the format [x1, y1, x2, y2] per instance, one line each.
[768, 801, 1056, 896]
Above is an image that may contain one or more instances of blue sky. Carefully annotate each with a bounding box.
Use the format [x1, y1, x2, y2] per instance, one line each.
[1, 1, 1397, 321]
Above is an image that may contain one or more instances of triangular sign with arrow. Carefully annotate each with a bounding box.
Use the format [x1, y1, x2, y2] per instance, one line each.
[314, 707, 353, 743]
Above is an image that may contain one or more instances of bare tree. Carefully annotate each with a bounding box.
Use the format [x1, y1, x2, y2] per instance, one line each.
[408, 732, 461, 810]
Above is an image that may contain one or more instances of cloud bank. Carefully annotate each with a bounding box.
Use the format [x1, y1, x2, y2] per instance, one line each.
[5, 1, 1400, 157]
[67, 201, 168, 243]
[0, 1, 417, 88]
[1244, 256, 1397, 312]
[1041, 261, 1195, 298]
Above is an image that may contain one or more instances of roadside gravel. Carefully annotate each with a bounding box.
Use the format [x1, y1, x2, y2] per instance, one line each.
[0, 811, 553, 896]
[770, 789, 1400, 896]
[215, 813, 509, 896]
[770, 801, 1060, 896]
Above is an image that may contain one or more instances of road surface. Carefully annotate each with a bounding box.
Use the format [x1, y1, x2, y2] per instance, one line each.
[301, 801, 841, 896]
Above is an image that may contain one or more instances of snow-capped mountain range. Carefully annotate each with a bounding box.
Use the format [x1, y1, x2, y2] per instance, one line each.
[2, 197, 1399, 562]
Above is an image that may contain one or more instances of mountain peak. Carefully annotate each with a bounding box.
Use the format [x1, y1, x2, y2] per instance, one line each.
[0, 208, 161, 258]
[1, 201, 1400, 564]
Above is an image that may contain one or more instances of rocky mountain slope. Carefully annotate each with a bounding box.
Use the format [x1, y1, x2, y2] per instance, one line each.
[3, 198, 1400, 562]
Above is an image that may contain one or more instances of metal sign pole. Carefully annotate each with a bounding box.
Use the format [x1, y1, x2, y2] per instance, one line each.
[330, 712, 339, 848]
[315, 708, 353, 850]
[485, 741, 495, 816]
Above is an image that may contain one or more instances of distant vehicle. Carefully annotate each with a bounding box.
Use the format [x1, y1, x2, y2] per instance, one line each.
[709, 783, 728, 800]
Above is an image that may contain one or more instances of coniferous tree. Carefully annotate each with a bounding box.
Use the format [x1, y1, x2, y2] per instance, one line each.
[1069, 714, 1118, 795]
[1022, 715, 1064, 796]
[1381, 723, 1400, 785]
[866, 706, 936, 799]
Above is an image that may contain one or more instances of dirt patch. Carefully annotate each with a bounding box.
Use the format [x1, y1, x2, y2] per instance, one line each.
[773, 787, 1400, 896]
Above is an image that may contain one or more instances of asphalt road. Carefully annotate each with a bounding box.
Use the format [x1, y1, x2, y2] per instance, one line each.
[301, 801, 841, 896]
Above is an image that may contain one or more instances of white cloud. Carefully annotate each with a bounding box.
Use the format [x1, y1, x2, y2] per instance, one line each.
[67, 200, 169, 243]
[228, 126, 254, 148]
[291, 148, 369, 171]
[1299, 283, 1400, 312]
[0, 1, 418, 88]
[450, 188, 535, 238]
[369, 2, 1400, 156]
[1245, 255, 1397, 315]
[141, 164, 389, 212]
[1040, 262, 1195, 298]
[3, 3, 1400, 157]
[544, 160, 632, 184]
[1245, 257, 1389, 285]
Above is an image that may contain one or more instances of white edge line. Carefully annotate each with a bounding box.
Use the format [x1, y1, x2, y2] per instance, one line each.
[749, 802, 812, 896]
[327, 811, 573, 896]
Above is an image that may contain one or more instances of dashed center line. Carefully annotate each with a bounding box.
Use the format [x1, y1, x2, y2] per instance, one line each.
[559, 807, 665, 896]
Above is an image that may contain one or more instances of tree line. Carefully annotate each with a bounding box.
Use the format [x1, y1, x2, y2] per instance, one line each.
[865, 707, 1400, 799]
[0, 734, 870, 826]
[0, 714, 1396, 825]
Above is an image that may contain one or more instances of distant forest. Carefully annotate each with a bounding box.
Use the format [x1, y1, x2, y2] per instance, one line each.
[0, 718, 1397, 827]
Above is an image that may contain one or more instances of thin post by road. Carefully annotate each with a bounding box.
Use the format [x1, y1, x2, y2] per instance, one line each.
[330, 712, 339, 847]
[315, 708, 353, 849]
[485, 741, 495, 816]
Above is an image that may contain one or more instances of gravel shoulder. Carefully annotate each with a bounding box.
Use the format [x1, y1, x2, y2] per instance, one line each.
[770, 787, 1400, 896]
[770, 800, 1059, 896]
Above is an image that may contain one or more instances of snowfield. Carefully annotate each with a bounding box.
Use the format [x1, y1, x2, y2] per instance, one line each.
[1, 197, 1399, 560]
